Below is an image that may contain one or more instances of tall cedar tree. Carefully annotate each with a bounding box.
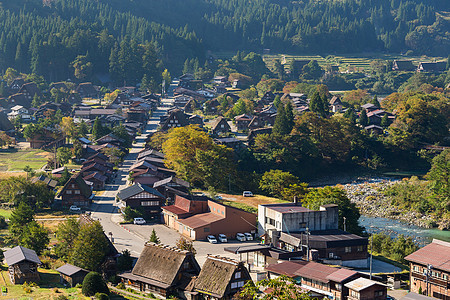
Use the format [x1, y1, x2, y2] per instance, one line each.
[380, 113, 389, 128]
[309, 90, 328, 117]
[359, 109, 368, 126]
[273, 103, 292, 135]
[149, 229, 160, 244]
[9, 202, 34, 240]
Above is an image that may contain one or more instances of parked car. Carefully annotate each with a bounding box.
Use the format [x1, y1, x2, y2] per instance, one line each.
[236, 233, 246, 242]
[215, 195, 223, 200]
[69, 205, 81, 212]
[207, 235, 217, 244]
[133, 217, 146, 225]
[242, 191, 253, 197]
[218, 234, 228, 243]
[244, 233, 253, 241]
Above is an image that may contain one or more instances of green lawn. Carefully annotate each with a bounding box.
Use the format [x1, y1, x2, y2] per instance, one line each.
[0, 149, 50, 171]
[0, 209, 12, 219]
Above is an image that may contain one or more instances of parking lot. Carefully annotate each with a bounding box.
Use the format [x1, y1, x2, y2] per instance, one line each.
[122, 223, 260, 266]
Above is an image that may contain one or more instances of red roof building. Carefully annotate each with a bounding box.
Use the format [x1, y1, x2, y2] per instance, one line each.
[405, 239, 450, 299]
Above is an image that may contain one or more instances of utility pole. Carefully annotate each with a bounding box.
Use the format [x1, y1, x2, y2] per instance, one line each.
[343, 217, 346, 232]
[306, 227, 310, 261]
[370, 233, 373, 280]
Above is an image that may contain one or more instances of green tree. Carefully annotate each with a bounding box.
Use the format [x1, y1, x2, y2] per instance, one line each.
[117, 249, 133, 271]
[426, 150, 449, 204]
[23, 165, 35, 179]
[55, 218, 80, 259]
[70, 221, 109, 271]
[273, 103, 292, 136]
[281, 183, 309, 202]
[370, 95, 380, 107]
[302, 60, 324, 80]
[82, 272, 109, 296]
[259, 170, 300, 198]
[380, 113, 389, 128]
[72, 55, 93, 80]
[57, 147, 72, 166]
[19, 221, 49, 255]
[149, 229, 160, 244]
[304, 186, 364, 235]
[359, 109, 368, 126]
[309, 90, 328, 117]
[9, 202, 34, 240]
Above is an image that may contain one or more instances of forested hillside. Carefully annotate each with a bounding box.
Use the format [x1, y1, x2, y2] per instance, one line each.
[0, 0, 448, 81]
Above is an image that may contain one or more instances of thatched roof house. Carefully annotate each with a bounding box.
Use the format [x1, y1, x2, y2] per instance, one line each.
[119, 243, 200, 298]
[194, 255, 252, 299]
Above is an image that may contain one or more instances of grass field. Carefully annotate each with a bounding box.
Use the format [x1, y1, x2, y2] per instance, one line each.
[0, 148, 51, 171]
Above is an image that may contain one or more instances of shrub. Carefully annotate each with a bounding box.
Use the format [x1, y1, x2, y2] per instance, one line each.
[0, 216, 7, 229]
[82, 272, 109, 296]
[116, 282, 125, 289]
[55, 295, 68, 300]
[95, 292, 110, 300]
[75, 283, 82, 288]
[148, 293, 156, 299]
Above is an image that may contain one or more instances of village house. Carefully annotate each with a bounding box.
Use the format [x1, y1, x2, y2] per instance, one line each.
[160, 108, 190, 131]
[117, 183, 166, 219]
[58, 172, 93, 207]
[153, 176, 190, 204]
[0, 112, 14, 133]
[76, 82, 98, 98]
[266, 260, 360, 299]
[345, 277, 387, 300]
[137, 148, 165, 161]
[8, 105, 31, 121]
[234, 114, 253, 131]
[4, 246, 41, 284]
[8, 93, 31, 108]
[365, 125, 384, 135]
[248, 116, 263, 130]
[214, 137, 245, 152]
[81, 161, 113, 179]
[329, 96, 343, 113]
[56, 264, 89, 287]
[31, 175, 58, 190]
[119, 243, 201, 299]
[213, 76, 228, 85]
[360, 103, 379, 113]
[210, 116, 231, 136]
[194, 255, 252, 300]
[405, 239, 450, 299]
[188, 115, 204, 127]
[392, 60, 416, 71]
[83, 172, 107, 190]
[95, 133, 126, 148]
[27, 127, 65, 149]
[130, 167, 167, 186]
[162, 195, 256, 240]
[19, 82, 42, 100]
[9, 78, 25, 94]
[417, 61, 447, 73]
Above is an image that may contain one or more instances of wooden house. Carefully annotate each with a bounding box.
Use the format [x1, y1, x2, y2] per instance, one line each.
[188, 115, 204, 127]
[210, 116, 231, 136]
[329, 96, 343, 113]
[234, 114, 252, 131]
[58, 172, 93, 207]
[248, 116, 263, 130]
[19, 82, 42, 101]
[417, 61, 447, 73]
[56, 264, 89, 287]
[117, 183, 165, 219]
[95, 133, 125, 148]
[27, 127, 65, 149]
[31, 175, 58, 190]
[4, 246, 41, 284]
[83, 172, 107, 190]
[0, 112, 14, 132]
[160, 109, 189, 131]
[153, 176, 190, 203]
[119, 243, 201, 298]
[137, 149, 165, 160]
[8, 93, 31, 108]
[76, 82, 98, 98]
[392, 60, 415, 71]
[194, 255, 252, 300]
[9, 78, 25, 94]
[345, 278, 387, 300]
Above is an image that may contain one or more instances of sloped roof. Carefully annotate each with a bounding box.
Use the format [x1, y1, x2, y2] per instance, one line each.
[153, 176, 190, 188]
[329, 96, 342, 105]
[294, 261, 338, 283]
[19, 82, 41, 97]
[344, 277, 386, 292]
[405, 239, 450, 272]
[31, 175, 58, 189]
[210, 116, 230, 131]
[326, 268, 358, 282]
[83, 171, 107, 183]
[178, 212, 223, 229]
[401, 292, 435, 300]
[194, 255, 243, 298]
[117, 183, 164, 200]
[58, 172, 92, 198]
[0, 112, 14, 131]
[4, 246, 41, 266]
[265, 261, 307, 277]
[56, 264, 88, 276]
[137, 149, 165, 160]
[132, 243, 198, 287]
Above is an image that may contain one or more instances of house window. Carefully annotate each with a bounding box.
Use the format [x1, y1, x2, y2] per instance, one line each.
[345, 247, 351, 253]
[443, 274, 448, 280]
[375, 290, 384, 297]
[74, 190, 80, 194]
[235, 272, 241, 279]
[183, 262, 190, 270]
[204, 227, 210, 232]
[350, 290, 359, 298]
[71, 184, 76, 188]
[170, 120, 173, 123]
[238, 281, 244, 287]
[299, 222, 307, 228]
[357, 245, 364, 252]
[174, 120, 178, 123]
[66, 190, 72, 194]
[221, 124, 224, 128]
[141, 201, 159, 206]
[231, 282, 238, 289]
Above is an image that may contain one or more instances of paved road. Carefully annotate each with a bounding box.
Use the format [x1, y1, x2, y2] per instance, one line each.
[90, 103, 170, 257]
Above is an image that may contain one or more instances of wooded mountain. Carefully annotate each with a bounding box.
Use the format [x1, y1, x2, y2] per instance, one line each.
[0, 0, 448, 81]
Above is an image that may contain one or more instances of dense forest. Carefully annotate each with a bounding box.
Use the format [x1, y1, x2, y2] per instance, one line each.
[0, 0, 448, 82]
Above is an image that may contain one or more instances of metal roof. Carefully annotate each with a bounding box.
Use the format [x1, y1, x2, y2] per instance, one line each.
[400, 292, 435, 300]
[4, 246, 41, 266]
[405, 239, 450, 272]
[344, 277, 386, 292]
[56, 264, 88, 276]
[117, 183, 164, 200]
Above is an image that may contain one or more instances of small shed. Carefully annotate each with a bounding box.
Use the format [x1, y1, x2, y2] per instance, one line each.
[56, 264, 89, 287]
[4, 246, 41, 284]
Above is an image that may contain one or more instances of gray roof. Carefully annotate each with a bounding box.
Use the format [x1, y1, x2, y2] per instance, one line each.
[401, 292, 435, 300]
[344, 278, 386, 292]
[4, 246, 41, 266]
[153, 176, 190, 188]
[56, 264, 88, 276]
[117, 183, 164, 200]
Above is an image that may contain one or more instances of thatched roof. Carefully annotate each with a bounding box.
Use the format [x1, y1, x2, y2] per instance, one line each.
[0, 112, 14, 131]
[194, 255, 248, 298]
[132, 243, 200, 287]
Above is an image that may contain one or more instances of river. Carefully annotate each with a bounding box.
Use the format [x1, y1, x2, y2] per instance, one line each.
[359, 215, 450, 246]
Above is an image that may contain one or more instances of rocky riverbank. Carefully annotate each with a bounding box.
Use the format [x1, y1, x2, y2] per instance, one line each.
[340, 177, 446, 230]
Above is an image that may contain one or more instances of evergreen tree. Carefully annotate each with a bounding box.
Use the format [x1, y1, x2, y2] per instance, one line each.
[92, 118, 103, 140]
[273, 103, 290, 135]
[19, 221, 49, 255]
[309, 90, 328, 117]
[380, 113, 389, 128]
[343, 108, 357, 124]
[359, 109, 369, 126]
[149, 229, 160, 244]
[82, 272, 109, 296]
[371, 95, 380, 108]
[285, 101, 295, 133]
